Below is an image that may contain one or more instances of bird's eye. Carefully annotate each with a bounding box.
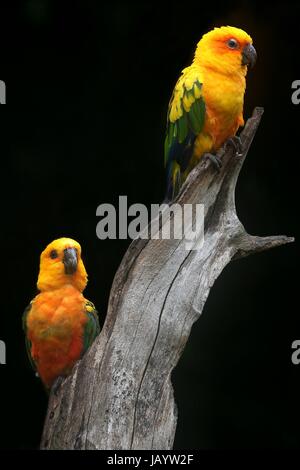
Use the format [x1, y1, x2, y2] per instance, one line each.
[227, 38, 238, 49]
[50, 249, 58, 259]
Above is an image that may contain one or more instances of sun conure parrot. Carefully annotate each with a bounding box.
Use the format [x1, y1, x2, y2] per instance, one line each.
[22, 238, 100, 390]
[164, 25, 257, 201]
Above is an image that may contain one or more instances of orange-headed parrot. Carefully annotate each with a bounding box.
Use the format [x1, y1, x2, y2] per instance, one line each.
[164, 26, 257, 200]
[23, 238, 100, 390]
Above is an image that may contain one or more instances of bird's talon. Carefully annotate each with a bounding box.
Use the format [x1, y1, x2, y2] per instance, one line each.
[203, 153, 222, 172]
[225, 136, 244, 157]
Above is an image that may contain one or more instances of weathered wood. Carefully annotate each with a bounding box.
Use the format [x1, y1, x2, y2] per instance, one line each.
[41, 107, 293, 450]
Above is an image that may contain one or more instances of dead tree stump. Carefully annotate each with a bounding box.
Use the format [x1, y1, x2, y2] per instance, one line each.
[41, 107, 293, 450]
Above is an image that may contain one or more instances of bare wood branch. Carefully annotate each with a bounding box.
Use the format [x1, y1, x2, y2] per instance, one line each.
[40, 107, 294, 450]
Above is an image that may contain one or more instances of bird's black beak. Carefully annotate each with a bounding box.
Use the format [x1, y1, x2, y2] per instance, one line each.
[242, 43, 257, 68]
[63, 247, 78, 275]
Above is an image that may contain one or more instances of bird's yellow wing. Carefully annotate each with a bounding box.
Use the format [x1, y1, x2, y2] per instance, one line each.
[164, 66, 206, 200]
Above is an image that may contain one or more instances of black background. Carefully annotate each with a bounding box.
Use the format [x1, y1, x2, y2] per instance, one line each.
[0, 0, 299, 450]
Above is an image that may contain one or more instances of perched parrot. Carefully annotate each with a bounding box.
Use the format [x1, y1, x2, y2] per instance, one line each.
[164, 26, 257, 200]
[23, 238, 100, 390]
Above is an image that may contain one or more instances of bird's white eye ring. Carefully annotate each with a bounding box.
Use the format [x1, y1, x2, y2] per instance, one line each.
[227, 38, 239, 49]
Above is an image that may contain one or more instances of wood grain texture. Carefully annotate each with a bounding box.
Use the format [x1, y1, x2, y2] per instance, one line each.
[41, 107, 294, 450]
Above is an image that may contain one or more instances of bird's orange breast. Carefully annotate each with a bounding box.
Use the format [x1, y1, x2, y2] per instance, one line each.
[27, 285, 87, 388]
[193, 68, 246, 159]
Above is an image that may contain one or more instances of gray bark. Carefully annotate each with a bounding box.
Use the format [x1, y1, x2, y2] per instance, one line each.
[41, 107, 293, 450]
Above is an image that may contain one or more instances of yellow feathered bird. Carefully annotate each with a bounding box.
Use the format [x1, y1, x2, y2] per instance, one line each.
[23, 238, 100, 390]
[164, 26, 257, 200]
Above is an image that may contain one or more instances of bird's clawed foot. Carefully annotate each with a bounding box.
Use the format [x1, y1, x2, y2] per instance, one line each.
[225, 136, 243, 157]
[203, 153, 222, 172]
[52, 376, 64, 396]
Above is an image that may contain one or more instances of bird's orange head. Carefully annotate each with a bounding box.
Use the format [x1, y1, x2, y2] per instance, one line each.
[37, 237, 87, 292]
[194, 26, 256, 77]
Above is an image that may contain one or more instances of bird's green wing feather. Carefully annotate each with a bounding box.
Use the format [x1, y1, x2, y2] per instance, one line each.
[164, 67, 206, 200]
[83, 300, 100, 354]
[22, 301, 38, 374]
